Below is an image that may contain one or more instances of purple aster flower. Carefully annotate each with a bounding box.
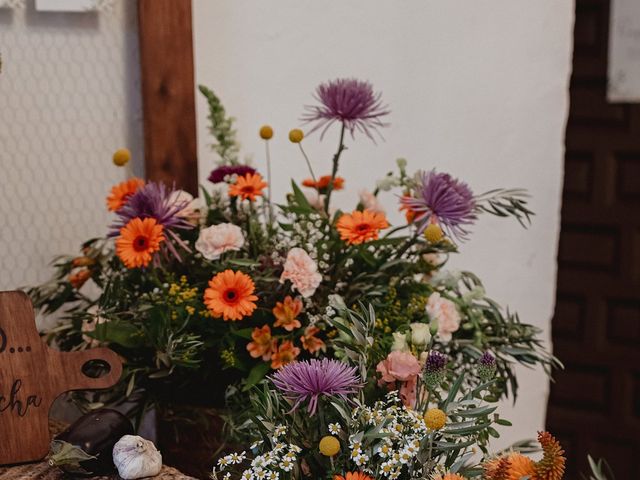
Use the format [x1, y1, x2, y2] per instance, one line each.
[302, 78, 390, 141]
[208, 164, 256, 184]
[270, 358, 361, 415]
[400, 170, 476, 239]
[110, 182, 193, 261]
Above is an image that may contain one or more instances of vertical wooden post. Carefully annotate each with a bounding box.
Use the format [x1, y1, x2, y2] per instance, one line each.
[138, 0, 198, 195]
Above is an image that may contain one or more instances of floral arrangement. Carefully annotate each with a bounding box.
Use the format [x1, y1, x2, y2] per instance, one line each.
[210, 314, 566, 480]
[31, 78, 558, 423]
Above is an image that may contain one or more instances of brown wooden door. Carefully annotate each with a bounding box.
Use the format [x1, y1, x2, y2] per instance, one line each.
[546, 0, 640, 477]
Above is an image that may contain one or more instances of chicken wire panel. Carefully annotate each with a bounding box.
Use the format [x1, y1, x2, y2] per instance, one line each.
[0, 0, 143, 292]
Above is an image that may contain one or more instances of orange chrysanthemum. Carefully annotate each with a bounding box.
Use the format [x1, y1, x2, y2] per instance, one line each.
[535, 431, 565, 480]
[270, 340, 300, 369]
[228, 172, 267, 201]
[115, 217, 164, 269]
[204, 270, 258, 321]
[302, 175, 345, 192]
[247, 325, 275, 361]
[106, 177, 145, 212]
[301, 325, 325, 353]
[336, 209, 390, 245]
[333, 473, 374, 480]
[273, 296, 303, 331]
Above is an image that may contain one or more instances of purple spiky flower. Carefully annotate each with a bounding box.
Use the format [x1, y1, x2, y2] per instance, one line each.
[270, 359, 361, 415]
[400, 170, 476, 240]
[208, 165, 256, 184]
[110, 181, 193, 261]
[424, 351, 447, 387]
[478, 351, 497, 381]
[302, 78, 390, 141]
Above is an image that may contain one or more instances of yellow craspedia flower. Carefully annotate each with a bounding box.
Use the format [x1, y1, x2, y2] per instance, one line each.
[424, 408, 447, 430]
[112, 148, 131, 167]
[289, 128, 304, 143]
[259, 125, 274, 140]
[424, 223, 444, 243]
[319, 435, 340, 457]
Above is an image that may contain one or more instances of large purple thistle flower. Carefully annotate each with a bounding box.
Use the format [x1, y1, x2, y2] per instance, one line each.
[208, 164, 256, 184]
[109, 182, 193, 260]
[271, 358, 361, 415]
[401, 170, 476, 240]
[302, 78, 390, 141]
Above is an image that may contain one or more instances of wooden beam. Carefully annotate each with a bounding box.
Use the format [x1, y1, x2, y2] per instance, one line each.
[138, 0, 198, 195]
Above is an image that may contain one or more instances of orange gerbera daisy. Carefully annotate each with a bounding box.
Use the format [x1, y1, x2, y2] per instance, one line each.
[204, 270, 258, 321]
[302, 175, 345, 192]
[272, 296, 303, 331]
[228, 172, 267, 201]
[336, 209, 390, 245]
[333, 473, 373, 480]
[247, 325, 275, 361]
[270, 340, 300, 369]
[115, 217, 164, 268]
[106, 177, 145, 212]
[301, 325, 325, 353]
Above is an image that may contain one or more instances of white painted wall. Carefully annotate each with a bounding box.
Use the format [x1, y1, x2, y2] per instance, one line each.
[0, 0, 143, 295]
[193, 0, 574, 447]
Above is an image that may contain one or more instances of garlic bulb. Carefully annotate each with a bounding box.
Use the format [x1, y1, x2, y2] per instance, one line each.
[112, 435, 162, 480]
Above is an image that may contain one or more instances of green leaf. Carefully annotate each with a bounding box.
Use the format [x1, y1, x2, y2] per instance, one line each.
[244, 362, 271, 391]
[290, 180, 313, 212]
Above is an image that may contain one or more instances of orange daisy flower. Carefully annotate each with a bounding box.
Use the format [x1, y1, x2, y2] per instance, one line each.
[228, 172, 267, 201]
[247, 325, 275, 361]
[106, 177, 145, 212]
[115, 217, 164, 269]
[270, 340, 300, 369]
[204, 270, 258, 321]
[272, 296, 303, 331]
[301, 326, 325, 354]
[334, 473, 373, 480]
[336, 209, 390, 245]
[302, 175, 345, 192]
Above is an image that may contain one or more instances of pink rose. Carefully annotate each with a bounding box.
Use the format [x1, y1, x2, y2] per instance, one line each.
[280, 248, 322, 298]
[376, 351, 422, 408]
[195, 223, 245, 260]
[426, 292, 461, 342]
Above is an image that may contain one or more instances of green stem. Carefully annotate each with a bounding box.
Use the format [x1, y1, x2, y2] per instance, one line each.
[323, 123, 347, 214]
[298, 143, 317, 185]
[265, 140, 274, 225]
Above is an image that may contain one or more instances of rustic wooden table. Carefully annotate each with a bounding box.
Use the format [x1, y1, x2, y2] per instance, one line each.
[0, 420, 197, 480]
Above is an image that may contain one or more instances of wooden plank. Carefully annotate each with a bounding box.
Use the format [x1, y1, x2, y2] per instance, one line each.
[0, 291, 122, 465]
[138, 0, 198, 195]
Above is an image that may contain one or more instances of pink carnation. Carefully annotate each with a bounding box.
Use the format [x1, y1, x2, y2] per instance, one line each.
[376, 351, 422, 408]
[358, 189, 385, 214]
[195, 223, 245, 260]
[280, 248, 322, 298]
[426, 292, 461, 342]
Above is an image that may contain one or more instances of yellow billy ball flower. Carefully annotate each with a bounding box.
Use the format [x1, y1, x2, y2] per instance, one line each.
[424, 223, 444, 243]
[318, 435, 340, 457]
[424, 408, 447, 430]
[259, 125, 274, 140]
[289, 128, 304, 143]
[112, 148, 131, 167]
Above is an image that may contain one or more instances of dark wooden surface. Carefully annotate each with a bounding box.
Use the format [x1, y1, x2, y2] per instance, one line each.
[546, 0, 640, 477]
[138, 0, 199, 195]
[0, 291, 122, 465]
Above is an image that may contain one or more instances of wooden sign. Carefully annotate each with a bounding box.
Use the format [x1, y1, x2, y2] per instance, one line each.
[0, 291, 122, 465]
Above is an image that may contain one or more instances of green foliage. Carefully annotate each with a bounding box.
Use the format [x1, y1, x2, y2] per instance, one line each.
[198, 84, 241, 165]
